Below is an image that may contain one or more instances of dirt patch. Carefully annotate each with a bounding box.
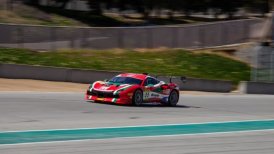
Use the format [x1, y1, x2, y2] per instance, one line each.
[0, 78, 88, 92]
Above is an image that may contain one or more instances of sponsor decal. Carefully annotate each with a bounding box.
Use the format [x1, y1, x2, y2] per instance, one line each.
[151, 93, 160, 97]
[96, 98, 104, 101]
[112, 98, 117, 103]
[113, 85, 132, 95]
[144, 91, 149, 99]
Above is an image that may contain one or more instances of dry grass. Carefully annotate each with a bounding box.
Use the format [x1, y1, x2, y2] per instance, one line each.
[0, 78, 88, 92]
[192, 50, 245, 63]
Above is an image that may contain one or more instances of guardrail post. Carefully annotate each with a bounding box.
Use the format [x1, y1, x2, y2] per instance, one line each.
[146, 28, 153, 48]
[199, 25, 205, 48]
[50, 27, 56, 51]
[81, 28, 89, 48]
[271, 50, 274, 82]
[243, 20, 250, 42]
[70, 28, 75, 49]
[16, 26, 24, 48]
[221, 22, 227, 45]
[172, 27, 178, 48]
[251, 46, 259, 82]
[118, 28, 124, 48]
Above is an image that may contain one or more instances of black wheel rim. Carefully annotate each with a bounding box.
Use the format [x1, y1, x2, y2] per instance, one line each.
[135, 91, 142, 105]
[170, 91, 178, 105]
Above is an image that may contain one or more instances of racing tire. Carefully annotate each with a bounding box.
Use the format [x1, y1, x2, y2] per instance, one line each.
[168, 90, 179, 107]
[132, 89, 143, 106]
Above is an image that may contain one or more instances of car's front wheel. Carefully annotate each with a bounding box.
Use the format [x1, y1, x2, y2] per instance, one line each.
[132, 89, 143, 106]
[168, 90, 179, 106]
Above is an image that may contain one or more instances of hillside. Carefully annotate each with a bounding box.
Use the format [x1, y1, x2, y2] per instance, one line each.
[0, 4, 87, 26]
[0, 3, 246, 27]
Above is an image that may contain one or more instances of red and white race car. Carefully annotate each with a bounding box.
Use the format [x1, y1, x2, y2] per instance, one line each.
[86, 73, 185, 106]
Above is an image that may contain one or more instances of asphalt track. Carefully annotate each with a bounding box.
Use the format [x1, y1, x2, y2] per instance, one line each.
[0, 92, 274, 153]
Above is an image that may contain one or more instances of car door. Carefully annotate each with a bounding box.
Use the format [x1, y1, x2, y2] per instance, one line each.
[143, 77, 161, 102]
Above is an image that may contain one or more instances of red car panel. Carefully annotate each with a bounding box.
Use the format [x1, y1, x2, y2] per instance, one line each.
[86, 73, 181, 106]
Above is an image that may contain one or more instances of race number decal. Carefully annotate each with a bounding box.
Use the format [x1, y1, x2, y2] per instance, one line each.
[144, 91, 150, 100]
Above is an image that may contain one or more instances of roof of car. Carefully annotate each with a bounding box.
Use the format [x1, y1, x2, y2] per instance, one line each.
[117, 73, 148, 80]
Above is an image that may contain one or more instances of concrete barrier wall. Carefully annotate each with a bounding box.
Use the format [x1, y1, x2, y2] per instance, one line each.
[239, 81, 274, 94]
[180, 78, 232, 92]
[0, 63, 233, 92]
[0, 64, 121, 83]
[68, 69, 120, 83]
[0, 64, 69, 82]
[157, 77, 232, 92]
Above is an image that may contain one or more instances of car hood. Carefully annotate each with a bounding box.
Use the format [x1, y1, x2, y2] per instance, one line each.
[94, 83, 133, 92]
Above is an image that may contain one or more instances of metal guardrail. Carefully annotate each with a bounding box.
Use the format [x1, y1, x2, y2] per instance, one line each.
[251, 45, 274, 82]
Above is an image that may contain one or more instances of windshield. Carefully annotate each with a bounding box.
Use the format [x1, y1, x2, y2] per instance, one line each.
[109, 77, 142, 85]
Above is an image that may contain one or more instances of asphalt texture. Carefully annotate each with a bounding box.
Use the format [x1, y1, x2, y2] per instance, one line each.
[0, 92, 274, 153]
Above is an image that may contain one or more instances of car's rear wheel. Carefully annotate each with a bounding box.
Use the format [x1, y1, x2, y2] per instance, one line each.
[133, 89, 143, 106]
[168, 90, 179, 106]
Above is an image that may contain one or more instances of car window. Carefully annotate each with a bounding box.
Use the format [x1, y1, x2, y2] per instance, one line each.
[109, 77, 142, 85]
[152, 78, 160, 85]
[144, 77, 160, 86]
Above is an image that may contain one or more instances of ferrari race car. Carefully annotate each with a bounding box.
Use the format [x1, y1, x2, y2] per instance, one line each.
[86, 73, 185, 106]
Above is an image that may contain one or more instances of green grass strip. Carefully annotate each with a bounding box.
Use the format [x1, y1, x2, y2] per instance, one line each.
[0, 48, 250, 84]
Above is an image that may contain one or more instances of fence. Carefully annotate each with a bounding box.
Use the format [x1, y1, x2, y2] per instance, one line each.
[251, 45, 274, 82]
[0, 19, 262, 51]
